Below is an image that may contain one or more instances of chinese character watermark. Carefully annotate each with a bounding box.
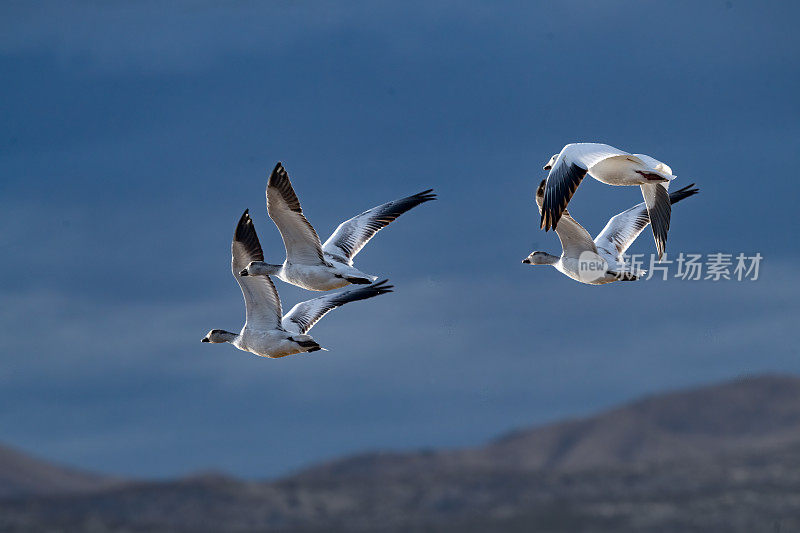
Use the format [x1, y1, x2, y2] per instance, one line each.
[621, 252, 764, 281]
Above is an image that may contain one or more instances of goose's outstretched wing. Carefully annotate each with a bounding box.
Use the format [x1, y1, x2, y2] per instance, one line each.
[266, 163, 325, 265]
[322, 190, 436, 265]
[634, 154, 675, 260]
[232, 210, 283, 329]
[540, 143, 630, 231]
[535, 179, 597, 256]
[594, 184, 699, 262]
[640, 182, 671, 260]
[282, 280, 393, 334]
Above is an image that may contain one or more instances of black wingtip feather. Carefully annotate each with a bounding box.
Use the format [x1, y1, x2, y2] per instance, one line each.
[405, 189, 437, 205]
[540, 162, 587, 232]
[369, 279, 394, 294]
[668, 183, 700, 204]
[414, 189, 437, 202]
[268, 161, 290, 188]
[267, 161, 308, 216]
[234, 209, 265, 262]
[649, 185, 671, 260]
[356, 190, 437, 233]
[334, 279, 394, 304]
[295, 338, 322, 350]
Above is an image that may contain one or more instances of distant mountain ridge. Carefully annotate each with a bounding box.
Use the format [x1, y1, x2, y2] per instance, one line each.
[0, 443, 117, 498]
[294, 374, 800, 480]
[477, 373, 800, 469]
[3, 374, 800, 532]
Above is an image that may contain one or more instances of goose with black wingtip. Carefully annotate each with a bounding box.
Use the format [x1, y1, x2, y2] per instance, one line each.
[239, 162, 436, 291]
[202, 210, 392, 358]
[540, 142, 678, 259]
[523, 181, 699, 285]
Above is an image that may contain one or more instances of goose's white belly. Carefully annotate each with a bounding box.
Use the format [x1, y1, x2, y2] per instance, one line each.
[557, 256, 619, 286]
[279, 263, 349, 291]
[588, 156, 664, 186]
[279, 260, 374, 291]
[235, 328, 303, 358]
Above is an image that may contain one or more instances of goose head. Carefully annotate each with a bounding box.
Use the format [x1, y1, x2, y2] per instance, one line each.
[201, 329, 236, 343]
[239, 261, 281, 277]
[522, 251, 558, 265]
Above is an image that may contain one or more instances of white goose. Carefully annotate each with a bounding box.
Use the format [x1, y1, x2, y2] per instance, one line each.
[523, 180, 699, 285]
[202, 210, 392, 358]
[540, 143, 677, 259]
[240, 163, 436, 291]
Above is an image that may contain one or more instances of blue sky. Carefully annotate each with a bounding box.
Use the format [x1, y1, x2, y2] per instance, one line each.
[1, 1, 799, 478]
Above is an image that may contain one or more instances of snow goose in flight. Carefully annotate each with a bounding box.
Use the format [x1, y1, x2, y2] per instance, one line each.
[202, 210, 392, 358]
[523, 181, 699, 285]
[540, 143, 677, 259]
[240, 162, 436, 291]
